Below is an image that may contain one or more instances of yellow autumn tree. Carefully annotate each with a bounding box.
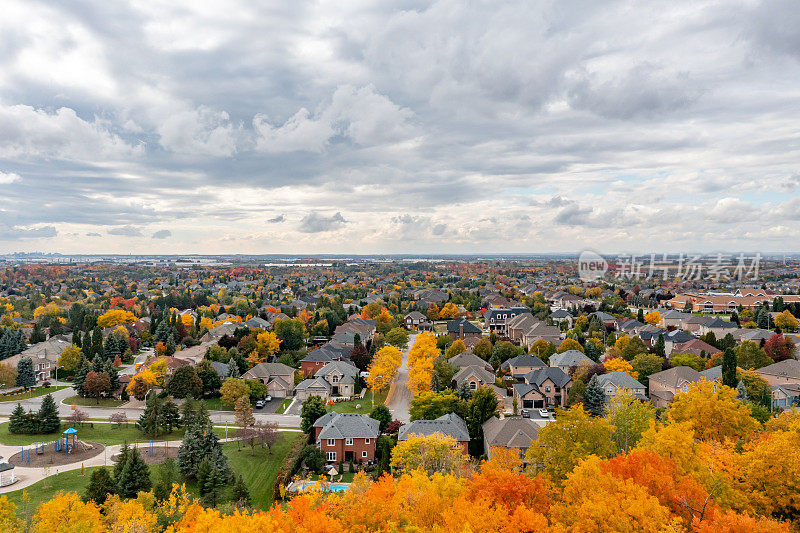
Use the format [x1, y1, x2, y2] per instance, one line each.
[97, 309, 136, 328]
[0, 495, 24, 533]
[774, 310, 798, 331]
[256, 331, 280, 357]
[33, 302, 62, 319]
[366, 346, 402, 393]
[439, 302, 460, 319]
[31, 492, 104, 533]
[557, 337, 584, 353]
[604, 357, 638, 379]
[668, 380, 758, 442]
[643, 311, 662, 326]
[149, 359, 169, 387]
[407, 332, 439, 395]
[390, 433, 468, 475]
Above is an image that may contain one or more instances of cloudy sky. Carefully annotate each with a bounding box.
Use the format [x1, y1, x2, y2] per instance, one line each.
[1, 0, 799, 254]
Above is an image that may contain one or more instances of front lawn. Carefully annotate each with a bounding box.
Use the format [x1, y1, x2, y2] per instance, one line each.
[274, 398, 292, 414]
[0, 422, 226, 446]
[0, 386, 70, 402]
[63, 395, 125, 407]
[223, 432, 304, 509]
[201, 397, 234, 411]
[326, 389, 386, 415]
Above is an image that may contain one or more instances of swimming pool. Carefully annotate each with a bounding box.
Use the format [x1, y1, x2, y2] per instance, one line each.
[288, 481, 351, 492]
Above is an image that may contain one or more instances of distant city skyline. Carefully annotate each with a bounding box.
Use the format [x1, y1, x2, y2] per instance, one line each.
[1, 1, 799, 254]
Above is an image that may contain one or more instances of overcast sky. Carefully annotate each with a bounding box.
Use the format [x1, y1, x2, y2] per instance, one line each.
[1, 0, 799, 254]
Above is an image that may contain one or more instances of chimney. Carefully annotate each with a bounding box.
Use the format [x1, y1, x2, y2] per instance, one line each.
[459, 321, 464, 338]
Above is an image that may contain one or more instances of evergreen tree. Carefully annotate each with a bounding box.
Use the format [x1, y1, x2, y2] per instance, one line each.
[138, 397, 163, 437]
[16, 357, 36, 388]
[232, 474, 251, 508]
[83, 331, 92, 355]
[154, 320, 172, 344]
[180, 398, 210, 429]
[722, 347, 738, 389]
[73, 360, 91, 397]
[584, 375, 606, 417]
[103, 359, 120, 397]
[159, 399, 181, 433]
[37, 394, 61, 433]
[113, 442, 131, 483]
[653, 334, 665, 358]
[116, 446, 151, 498]
[165, 335, 176, 357]
[152, 458, 178, 501]
[30, 323, 46, 344]
[637, 308, 645, 323]
[83, 467, 116, 504]
[73, 331, 82, 349]
[8, 403, 29, 434]
[91, 326, 103, 359]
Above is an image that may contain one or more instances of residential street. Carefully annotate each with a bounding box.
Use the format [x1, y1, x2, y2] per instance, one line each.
[0, 387, 301, 428]
[386, 334, 414, 422]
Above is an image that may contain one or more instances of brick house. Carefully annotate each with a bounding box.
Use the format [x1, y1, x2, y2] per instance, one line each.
[512, 367, 572, 409]
[647, 366, 706, 408]
[404, 311, 427, 330]
[314, 412, 380, 464]
[500, 353, 546, 381]
[757, 359, 800, 387]
[242, 362, 295, 398]
[446, 319, 483, 342]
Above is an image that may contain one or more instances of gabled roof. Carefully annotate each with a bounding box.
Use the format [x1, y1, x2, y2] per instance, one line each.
[524, 367, 572, 388]
[550, 309, 573, 319]
[482, 417, 540, 449]
[453, 365, 495, 385]
[648, 366, 703, 389]
[243, 362, 295, 380]
[501, 353, 546, 370]
[664, 330, 696, 343]
[295, 377, 331, 392]
[446, 319, 482, 334]
[398, 413, 470, 442]
[315, 360, 360, 378]
[316, 412, 380, 441]
[449, 351, 492, 369]
[549, 350, 592, 368]
[758, 359, 800, 380]
[700, 365, 722, 381]
[597, 371, 645, 391]
[404, 311, 426, 320]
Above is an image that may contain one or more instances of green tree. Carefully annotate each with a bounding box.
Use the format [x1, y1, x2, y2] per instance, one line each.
[670, 352, 704, 371]
[652, 334, 665, 357]
[409, 390, 464, 421]
[116, 446, 151, 498]
[274, 318, 305, 351]
[152, 458, 178, 501]
[607, 388, 655, 453]
[300, 395, 328, 434]
[621, 336, 648, 361]
[138, 397, 163, 437]
[631, 353, 664, 386]
[465, 387, 499, 457]
[166, 365, 203, 399]
[102, 359, 120, 397]
[37, 394, 61, 433]
[15, 357, 36, 388]
[583, 374, 606, 417]
[82, 467, 116, 505]
[159, 399, 181, 433]
[232, 474, 251, 508]
[195, 360, 222, 396]
[472, 337, 493, 360]
[301, 444, 325, 474]
[384, 327, 409, 349]
[722, 347, 738, 388]
[734, 340, 772, 370]
[8, 403, 29, 434]
[370, 404, 392, 433]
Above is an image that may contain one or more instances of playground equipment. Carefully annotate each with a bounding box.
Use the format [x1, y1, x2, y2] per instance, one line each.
[19, 442, 47, 465]
[133, 439, 169, 457]
[54, 427, 79, 453]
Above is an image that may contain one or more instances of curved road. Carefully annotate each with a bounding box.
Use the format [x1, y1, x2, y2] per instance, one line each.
[386, 334, 414, 422]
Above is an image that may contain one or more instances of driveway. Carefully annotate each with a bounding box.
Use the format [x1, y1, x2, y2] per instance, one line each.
[386, 334, 414, 422]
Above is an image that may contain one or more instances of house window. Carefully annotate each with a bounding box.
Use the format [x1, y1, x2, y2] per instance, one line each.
[470, 381, 477, 390]
[327, 452, 336, 462]
[362, 451, 368, 458]
[365, 438, 370, 444]
[332, 375, 339, 383]
[346, 438, 353, 446]
[545, 386, 551, 393]
[327, 439, 335, 446]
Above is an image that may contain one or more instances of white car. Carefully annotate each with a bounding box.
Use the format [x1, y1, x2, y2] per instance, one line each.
[538, 409, 550, 418]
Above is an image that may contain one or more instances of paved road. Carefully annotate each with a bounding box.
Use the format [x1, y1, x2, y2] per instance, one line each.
[386, 334, 414, 422]
[0, 386, 301, 428]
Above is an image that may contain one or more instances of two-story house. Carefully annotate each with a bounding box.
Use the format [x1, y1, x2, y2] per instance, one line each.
[242, 362, 295, 399]
[647, 366, 706, 407]
[314, 412, 380, 464]
[512, 367, 572, 409]
[596, 372, 647, 401]
[485, 307, 531, 336]
[398, 413, 470, 453]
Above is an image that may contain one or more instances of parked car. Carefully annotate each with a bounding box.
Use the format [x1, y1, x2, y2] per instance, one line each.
[255, 399, 266, 409]
[264, 394, 272, 402]
[538, 409, 549, 418]
[521, 409, 531, 418]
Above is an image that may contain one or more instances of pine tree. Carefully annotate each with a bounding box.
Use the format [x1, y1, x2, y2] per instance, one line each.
[653, 334, 665, 358]
[232, 474, 251, 508]
[8, 403, 28, 434]
[83, 331, 92, 355]
[584, 375, 606, 417]
[16, 357, 36, 388]
[152, 458, 178, 501]
[722, 347, 738, 389]
[30, 323, 46, 344]
[37, 394, 61, 433]
[165, 336, 176, 357]
[637, 308, 645, 323]
[73, 360, 91, 397]
[159, 399, 181, 434]
[138, 397, 163, 437]
[113, 442, 130, 484]
[103, 359, 120, 397]
[91, 327, 103, 359]
[116, 446, 151, 498]
[74, 331, 82, 349]
[177, 424, 204, 479]
[83, 467, 116, 505]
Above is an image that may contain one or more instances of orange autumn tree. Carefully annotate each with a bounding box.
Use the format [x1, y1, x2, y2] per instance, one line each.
[406, 332, 439, 395]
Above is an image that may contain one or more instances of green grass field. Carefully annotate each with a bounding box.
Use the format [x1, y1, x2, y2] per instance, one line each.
[0, 431, 302, 517]
[62, 395, 125, 407]
[223, 432, 304, 509]
[327, 389, 386, 415]
[274, 398, 291, 414]
[0, 422, 226, 446]
[201, 397, 234, 411]
[0, 386, 69, 403]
